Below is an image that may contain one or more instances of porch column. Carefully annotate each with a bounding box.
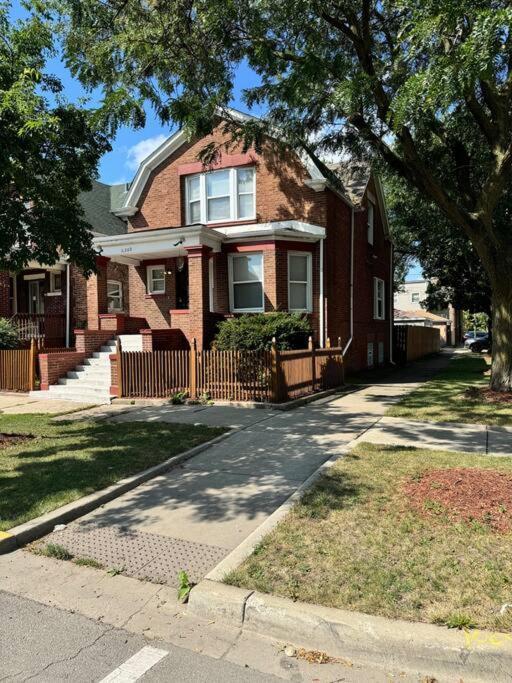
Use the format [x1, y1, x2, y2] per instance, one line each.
[86, 256, 109, 330]
[186, 245, 212, 351]
[0, 272, 10, 317]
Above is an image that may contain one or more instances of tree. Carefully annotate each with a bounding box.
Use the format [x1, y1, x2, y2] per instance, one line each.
[53, 0, 512, 389]
[386, 173, 492, 318]
[0, 2, 110, 272]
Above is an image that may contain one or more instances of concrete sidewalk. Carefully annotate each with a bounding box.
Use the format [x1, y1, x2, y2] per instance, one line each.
[36, 351, 457, 587]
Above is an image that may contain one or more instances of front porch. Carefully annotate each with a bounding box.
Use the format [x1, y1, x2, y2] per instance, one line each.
[0, 262, 69, 347]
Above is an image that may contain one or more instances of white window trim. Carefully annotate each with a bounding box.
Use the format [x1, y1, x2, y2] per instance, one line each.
[411, 292, 420, 303]
[46, 271, 62, 296]
[367, 200, 374, 245]
[107, 279, 123, 312]
[287, 251, 313, 313]
[185, 167, 256, 225]
[374, 277, 385, 320]
[228, 252, 264, 313]
[146, 264, 166, 295]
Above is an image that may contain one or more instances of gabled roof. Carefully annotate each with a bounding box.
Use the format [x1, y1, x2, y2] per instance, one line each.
[79, 181, 127, 236]
[394, 309, 448, 323]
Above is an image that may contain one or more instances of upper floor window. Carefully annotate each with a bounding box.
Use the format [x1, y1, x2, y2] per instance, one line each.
[374, 277, 385, 320]
[147, 265, 165, 294]
[229, 252, 264, 312]
[107, 280, 123, 311]
[185, 167, 255, 225]
[411, 292, 420, 304]
[288, 252, 312, 312]
[367, 200, 374, 245]
[49, 272, 62, 294]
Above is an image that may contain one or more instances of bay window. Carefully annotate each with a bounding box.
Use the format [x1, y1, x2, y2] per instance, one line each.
[288, 252, 312, 312]
[374, 277, 385, 320]
[229, 253, 264, 312]
[186, 167, 255, 224]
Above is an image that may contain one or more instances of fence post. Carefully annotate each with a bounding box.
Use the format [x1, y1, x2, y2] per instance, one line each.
[326, 337, 331, 348]
[190, 338, 197, 399]
[116, 337, 123, 398]
[270, 337, 281, 403]
[29, 337, 36, 391]
[308, 336, 316, 393]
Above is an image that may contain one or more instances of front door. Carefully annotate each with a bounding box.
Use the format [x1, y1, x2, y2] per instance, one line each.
[28, 281, 44, 314]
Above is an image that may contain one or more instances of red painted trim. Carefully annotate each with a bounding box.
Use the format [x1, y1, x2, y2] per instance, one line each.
[177, 154, 257, 176]
[96, 255, 110, 267]
[170, 309, 190, 315]
[224, 241, 277, 253]
[142, 258, 168, 266]
[140, 329, 153, 335]
[185, 245, 212, 258]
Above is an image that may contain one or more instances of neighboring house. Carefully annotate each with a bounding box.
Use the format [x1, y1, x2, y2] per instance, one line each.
[394, 309, 451, 346]
[0, 109, 393, 372]
[394, 278, 463, 345]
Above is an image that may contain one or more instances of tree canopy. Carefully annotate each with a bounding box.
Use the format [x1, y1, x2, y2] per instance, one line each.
[0, 1, 109, 272]
[42, 0, 512, 388]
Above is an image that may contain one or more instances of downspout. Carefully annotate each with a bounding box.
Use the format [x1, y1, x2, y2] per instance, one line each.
[343, 207, 355, 356]
[65, 261, 70, 348]
[389, 243, 395, 364]
[319, 237, 325, 347]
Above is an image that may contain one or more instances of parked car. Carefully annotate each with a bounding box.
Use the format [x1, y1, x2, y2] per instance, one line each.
[468, 334, 491, 353]
[463, 330, 488, 342]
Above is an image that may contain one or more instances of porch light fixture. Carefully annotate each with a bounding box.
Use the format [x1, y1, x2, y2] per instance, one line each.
[173, 238, 185, 247]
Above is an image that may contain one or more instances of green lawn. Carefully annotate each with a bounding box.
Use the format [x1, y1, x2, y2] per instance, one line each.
[0, 413, 225, 531]
[225, 443, 512, 632]
[387, 353, 512, 425]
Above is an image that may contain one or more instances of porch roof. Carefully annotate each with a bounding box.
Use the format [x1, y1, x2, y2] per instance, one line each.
[92, 221, 325, 266]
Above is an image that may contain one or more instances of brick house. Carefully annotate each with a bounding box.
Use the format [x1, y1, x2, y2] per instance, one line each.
[1, 109, 393, 382]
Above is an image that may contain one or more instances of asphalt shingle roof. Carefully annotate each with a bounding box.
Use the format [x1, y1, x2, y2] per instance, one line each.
[79, 180, 127, 236]
[327, 161, 371, 205]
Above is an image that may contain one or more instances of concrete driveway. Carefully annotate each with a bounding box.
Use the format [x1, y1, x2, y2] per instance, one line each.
[0, 392, 91, 414]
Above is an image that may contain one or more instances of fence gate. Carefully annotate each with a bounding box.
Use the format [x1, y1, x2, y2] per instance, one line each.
[393, 325, 408, 365]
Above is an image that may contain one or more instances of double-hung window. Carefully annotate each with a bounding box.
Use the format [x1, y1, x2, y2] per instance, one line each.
[367, 200, 374, 245]
[288, 252, 312, 312]
[374, 277, 385, 320]
[411, 292, 420, 304]
[147, 265, 165, 294]
[186, 167, 255, 224]
[229, 253, 264, 312]
[107, 280, 123, 312]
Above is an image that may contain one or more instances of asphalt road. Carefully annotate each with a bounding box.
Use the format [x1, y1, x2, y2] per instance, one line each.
[0, 591, 279, 682]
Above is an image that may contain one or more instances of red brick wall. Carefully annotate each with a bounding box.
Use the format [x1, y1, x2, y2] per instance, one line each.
[70, 265, 88, 328]
[128, 124, 326, 231]
[140, 328, 189, 351]
[0, 272, 11, 316]
[74, 329, 113, 355]
[38, 351, 86, 390]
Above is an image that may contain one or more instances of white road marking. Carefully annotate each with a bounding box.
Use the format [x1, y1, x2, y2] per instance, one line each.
[99, 646, 169, 682]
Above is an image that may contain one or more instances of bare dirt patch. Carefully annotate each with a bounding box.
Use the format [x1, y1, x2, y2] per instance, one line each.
[0, 433, 34, 450]
[404, 467, 512, 532]
[464, 386, 512, 404]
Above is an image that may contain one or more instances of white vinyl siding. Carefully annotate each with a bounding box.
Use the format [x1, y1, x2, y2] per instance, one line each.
[185, 167, 255, 225]
[288, 252, 312, 312]
[228, 253, 264, 312]
[146, 265, 165, 294]
[374, 277, 385, 320]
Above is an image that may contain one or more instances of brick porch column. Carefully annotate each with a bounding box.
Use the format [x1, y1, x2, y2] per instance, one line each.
[186, 245, 212, 350]
[0, 272, 11, 317]
[86, 256, 109, 330]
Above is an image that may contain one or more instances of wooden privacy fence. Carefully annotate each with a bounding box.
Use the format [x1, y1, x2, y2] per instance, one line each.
[116, 337, 344, 403]
[0, 339, 37, 392]
[393, 325, 441, 364]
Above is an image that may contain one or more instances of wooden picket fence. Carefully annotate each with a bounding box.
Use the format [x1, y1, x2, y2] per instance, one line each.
[0, 339, 37, 392]
[393, 325, 441, 364]
[116, 338, 344, 403]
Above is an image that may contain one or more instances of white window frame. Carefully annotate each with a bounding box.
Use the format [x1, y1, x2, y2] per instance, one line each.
[374, 277, 385, 320]
[47, 271, 62, 296]
[411, 292, 420, 303]
[367, 200, 374, 245]
[107, 279, 123, 312]
[228, 252, 264, 313]
[146, 264, 166, 295]
[287, 251, 312, 313]
[185, 167, 256, 225]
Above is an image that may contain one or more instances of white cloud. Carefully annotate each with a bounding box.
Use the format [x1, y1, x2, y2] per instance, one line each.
[126, 134, 167, 171]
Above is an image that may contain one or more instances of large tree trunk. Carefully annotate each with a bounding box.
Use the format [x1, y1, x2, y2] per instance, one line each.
[489, 281, 512, 392]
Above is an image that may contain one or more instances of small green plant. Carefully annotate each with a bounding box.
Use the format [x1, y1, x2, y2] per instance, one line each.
[107, 565, 125, 576]
[0, 318, 20, 350]
[198, 391, 212, 405]
[177, 570, 193, 603]
[40, 543, 74, 561]
[169, 391, 188, 405]
[433, 613, 476, 630]
[74, 557, 104, 569]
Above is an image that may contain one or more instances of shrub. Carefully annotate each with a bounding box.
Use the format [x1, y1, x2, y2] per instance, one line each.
[214, 312, 312, 351]
[0, 318, 20, 350]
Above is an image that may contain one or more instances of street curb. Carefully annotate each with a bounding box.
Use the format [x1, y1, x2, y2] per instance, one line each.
[188, 581, 512, 681]
[0, 429, 234, 555]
